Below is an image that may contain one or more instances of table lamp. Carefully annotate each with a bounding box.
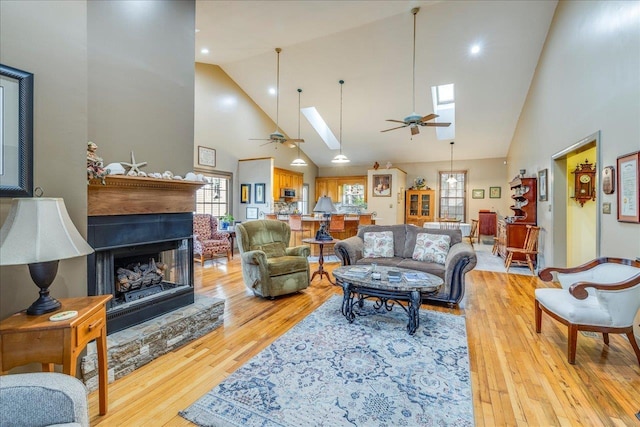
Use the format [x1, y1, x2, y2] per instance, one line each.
[0, 198, 94, 315]
[313, 196, 337, 241]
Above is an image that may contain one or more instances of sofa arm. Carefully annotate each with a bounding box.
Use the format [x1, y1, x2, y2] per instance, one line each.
[440, 242, 477, 303]
[0, 372, 89, 427]
[286, 245, 311, 258]
[334, 236, 364, 266]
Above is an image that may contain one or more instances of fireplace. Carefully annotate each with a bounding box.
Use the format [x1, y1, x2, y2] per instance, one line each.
[87, 213, 194, 334]
[87, 175, 204, 334]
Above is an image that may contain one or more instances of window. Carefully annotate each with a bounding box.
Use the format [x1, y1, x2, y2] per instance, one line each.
[195, 172, 232, 218]
[438, 171, 466, 221]
[436, 83, 455, 105]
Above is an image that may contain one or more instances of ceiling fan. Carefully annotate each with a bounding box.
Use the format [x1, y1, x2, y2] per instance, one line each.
[381, 7, 451, 136]
[250, 48, 304, 148]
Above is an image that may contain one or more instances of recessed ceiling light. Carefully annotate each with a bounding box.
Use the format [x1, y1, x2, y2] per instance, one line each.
[200, 48, 209, 54]
[269, 87, 276, 95]
[470, 44, 481, 55]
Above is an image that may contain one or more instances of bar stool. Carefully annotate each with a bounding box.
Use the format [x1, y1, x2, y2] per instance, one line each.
[328, 214, 345, 239]
[288, 214, 308, 246]
[358, 214, 373, 226]
[265, 214, 278, 220]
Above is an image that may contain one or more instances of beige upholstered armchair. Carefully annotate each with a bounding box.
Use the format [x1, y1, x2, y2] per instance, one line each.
[537, 257, 640, 365]
[193, 214, 232, 265]
[236, 220, 311, 298]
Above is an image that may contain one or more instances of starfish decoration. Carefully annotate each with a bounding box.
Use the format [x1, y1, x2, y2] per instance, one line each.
[121, 151, 147, 175]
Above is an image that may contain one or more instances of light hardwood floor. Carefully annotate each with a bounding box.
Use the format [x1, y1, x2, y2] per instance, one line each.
[88, 257, 640, 426]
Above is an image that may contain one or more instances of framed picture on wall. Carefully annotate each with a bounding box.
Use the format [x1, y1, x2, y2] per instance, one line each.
[538, 169, 548, 201]
[240, 183, 251, 204]
[254, 183, 265, 204]
[246, 207, 259, 220]
[617, 151, 639, 223]
[372, 174, 392, 197]
[197, 146, 216, 167]
[472, 189, 484, 199]
[489, 187, 501, 199]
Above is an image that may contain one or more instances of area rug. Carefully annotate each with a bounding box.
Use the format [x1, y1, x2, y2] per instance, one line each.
[474, 243, 533, 276]
[180, 296, 473, 426]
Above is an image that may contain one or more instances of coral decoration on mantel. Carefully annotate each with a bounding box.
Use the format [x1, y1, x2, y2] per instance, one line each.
[88, 175, 204, 216]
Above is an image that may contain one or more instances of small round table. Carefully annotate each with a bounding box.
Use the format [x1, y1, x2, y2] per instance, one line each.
[302, 238, 338, 284]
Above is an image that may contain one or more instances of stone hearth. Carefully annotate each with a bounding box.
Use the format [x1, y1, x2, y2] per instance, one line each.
[81, 294, 224, 391]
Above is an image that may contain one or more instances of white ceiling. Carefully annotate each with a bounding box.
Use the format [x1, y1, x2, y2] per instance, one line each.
[195, 0, 557, 168]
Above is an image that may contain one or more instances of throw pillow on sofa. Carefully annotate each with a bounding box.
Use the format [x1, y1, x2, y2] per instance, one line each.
[363, 231, 394, 258]
[412, 233, 450, 264]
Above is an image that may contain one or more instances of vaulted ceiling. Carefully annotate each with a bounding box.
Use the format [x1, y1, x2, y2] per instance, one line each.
[195, 1, 557, 167]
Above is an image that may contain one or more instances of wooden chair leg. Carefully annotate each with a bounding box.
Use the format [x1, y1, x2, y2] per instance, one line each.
[568, 324, 578, 364]
[200, 254, 205, 266]
[535, 299, 542, 333]
[625, 330, 640, 366]
[505, 252, 513, 272]
[526, 255, 535, 275]
[227, 249, 231, 260]
[603, 333, 609, 346]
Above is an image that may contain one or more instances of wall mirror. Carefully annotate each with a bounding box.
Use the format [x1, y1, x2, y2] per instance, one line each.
[0, 64, 34, 197]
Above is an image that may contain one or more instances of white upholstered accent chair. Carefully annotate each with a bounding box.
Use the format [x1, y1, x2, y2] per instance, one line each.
[536, 258, 640, 365]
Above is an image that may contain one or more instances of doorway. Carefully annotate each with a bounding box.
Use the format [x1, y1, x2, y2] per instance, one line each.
[551, 131, 600, 267]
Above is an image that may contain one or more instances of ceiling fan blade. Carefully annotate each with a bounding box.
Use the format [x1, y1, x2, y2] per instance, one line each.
[411, 126, 420, 136]
[423, 122, 451, 127]
[419, 113, 438, 122]
[260, 141, 275, 146]
[381, 125, 409, 133]
[250, 138, 271, 141]
[287, 138, 304, 143]
[386, 119, 408, 124]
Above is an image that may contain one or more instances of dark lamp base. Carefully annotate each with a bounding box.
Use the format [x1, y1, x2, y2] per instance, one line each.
[26, 260, 61, 316]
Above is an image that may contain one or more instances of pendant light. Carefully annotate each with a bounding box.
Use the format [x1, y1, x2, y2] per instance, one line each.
[332, 79, 350, 163]
[291, 88, 307, 167]
[446, 141, 457, 184]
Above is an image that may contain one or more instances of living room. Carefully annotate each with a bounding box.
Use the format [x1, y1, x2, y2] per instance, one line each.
[1, 0, 639, 425]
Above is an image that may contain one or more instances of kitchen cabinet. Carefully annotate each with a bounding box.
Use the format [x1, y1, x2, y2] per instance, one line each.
[274, 167, 303, 201]
[315, 176, 366, 204]
[405, 189, 435, 226]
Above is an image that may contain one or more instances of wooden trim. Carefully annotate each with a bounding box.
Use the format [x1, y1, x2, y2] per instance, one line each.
[88, 176, 204, 216]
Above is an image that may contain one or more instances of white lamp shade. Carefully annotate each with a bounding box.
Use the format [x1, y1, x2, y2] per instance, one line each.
[313, 196, 337, 214]
[0, 198, 94, 265]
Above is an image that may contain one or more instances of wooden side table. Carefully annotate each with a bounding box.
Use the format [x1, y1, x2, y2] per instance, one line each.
[302, 238, 338, 285]
[0, 295, 112, 415]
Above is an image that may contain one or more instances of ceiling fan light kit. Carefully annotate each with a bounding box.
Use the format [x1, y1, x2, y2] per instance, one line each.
[291, 88, 307, 167]
[381, 7, 451, 136]
[332, 79, 350, 164]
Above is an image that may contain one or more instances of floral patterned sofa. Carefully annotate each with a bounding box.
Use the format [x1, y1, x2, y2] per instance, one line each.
[193, 214, 232, 265]
[334, 224, 477, 306]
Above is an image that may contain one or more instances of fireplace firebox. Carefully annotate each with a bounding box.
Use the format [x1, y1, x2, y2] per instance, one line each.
[87, 213, 194, 334]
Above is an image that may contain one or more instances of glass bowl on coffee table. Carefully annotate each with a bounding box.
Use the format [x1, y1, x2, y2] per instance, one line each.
[332, 265, 443, 335]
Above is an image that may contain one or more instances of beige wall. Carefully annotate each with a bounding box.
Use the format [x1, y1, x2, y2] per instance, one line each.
[508, 0, 640, 265]
[0, 0, 195, 319]
[194, 63, 318, 218]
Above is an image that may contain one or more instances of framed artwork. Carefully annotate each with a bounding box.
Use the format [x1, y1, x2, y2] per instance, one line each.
[254, 183, 266, 204]
[246, 207, 259, 220]
[602, 165, 615, 195]
[617, 151, 639, 223]
[471, 189, 484, 199]
[372, 174, 392, 197]
[489, 187, 501, 199]
[0, 64, 34, 197]
[197, 146, 216, 167]
[538, 169, 548, 202]
[240, 183, 251, 204]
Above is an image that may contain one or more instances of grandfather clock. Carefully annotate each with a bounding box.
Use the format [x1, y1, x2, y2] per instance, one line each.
[572, 159, 596, 207]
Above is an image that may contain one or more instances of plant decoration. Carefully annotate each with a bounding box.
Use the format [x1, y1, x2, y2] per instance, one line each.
[87, 141, 109, 184]
[219, 213, 235, 230]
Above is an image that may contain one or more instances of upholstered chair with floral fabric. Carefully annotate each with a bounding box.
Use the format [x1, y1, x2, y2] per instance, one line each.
[235, 220, 310, 298]
[193, 214, 232, 265]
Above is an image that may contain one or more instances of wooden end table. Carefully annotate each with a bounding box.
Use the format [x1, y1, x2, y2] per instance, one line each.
[0, 295, 112, 415]
[302, 238, 338, 285]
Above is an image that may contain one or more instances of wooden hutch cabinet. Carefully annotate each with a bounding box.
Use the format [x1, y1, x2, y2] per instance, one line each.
[405, 189, 435, 226]
[496, 177, 537, 262]
[478, 211, 497, 236]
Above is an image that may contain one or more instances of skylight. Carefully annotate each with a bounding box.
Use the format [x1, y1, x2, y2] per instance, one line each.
[431, 83, 455, 140]
[301, 107, 340, 150]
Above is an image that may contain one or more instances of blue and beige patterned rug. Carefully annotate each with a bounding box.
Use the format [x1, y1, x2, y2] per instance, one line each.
[180, 296, 474, 426]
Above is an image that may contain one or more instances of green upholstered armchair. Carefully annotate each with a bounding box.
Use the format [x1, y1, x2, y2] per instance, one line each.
[236, 220, 311, 298]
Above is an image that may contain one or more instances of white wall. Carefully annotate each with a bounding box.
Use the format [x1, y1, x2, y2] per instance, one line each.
[238, 158, 274, 221]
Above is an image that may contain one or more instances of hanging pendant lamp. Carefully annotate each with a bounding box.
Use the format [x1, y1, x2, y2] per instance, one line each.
[446, 141, 457, 184]
[332, 80, 350, 164]
[291, 88, 307, 166]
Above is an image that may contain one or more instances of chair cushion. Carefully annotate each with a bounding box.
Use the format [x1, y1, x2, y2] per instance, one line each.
[535, 288, 613, 326]
[363, 231, 394, 258]
[267, 256, 309, 276]
[255, 242, 287, 258]
[412, 233, 450, 265]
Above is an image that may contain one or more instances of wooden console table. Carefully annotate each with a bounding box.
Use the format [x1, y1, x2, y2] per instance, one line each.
[0, 295, 112, 415]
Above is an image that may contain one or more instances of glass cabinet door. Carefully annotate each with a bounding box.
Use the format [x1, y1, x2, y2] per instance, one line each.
[420, 194, 431, 217]
[409, 194, 419, 216]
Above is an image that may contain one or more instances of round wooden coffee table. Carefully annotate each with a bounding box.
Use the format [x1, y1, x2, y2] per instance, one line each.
[332, 265, 443, 335]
